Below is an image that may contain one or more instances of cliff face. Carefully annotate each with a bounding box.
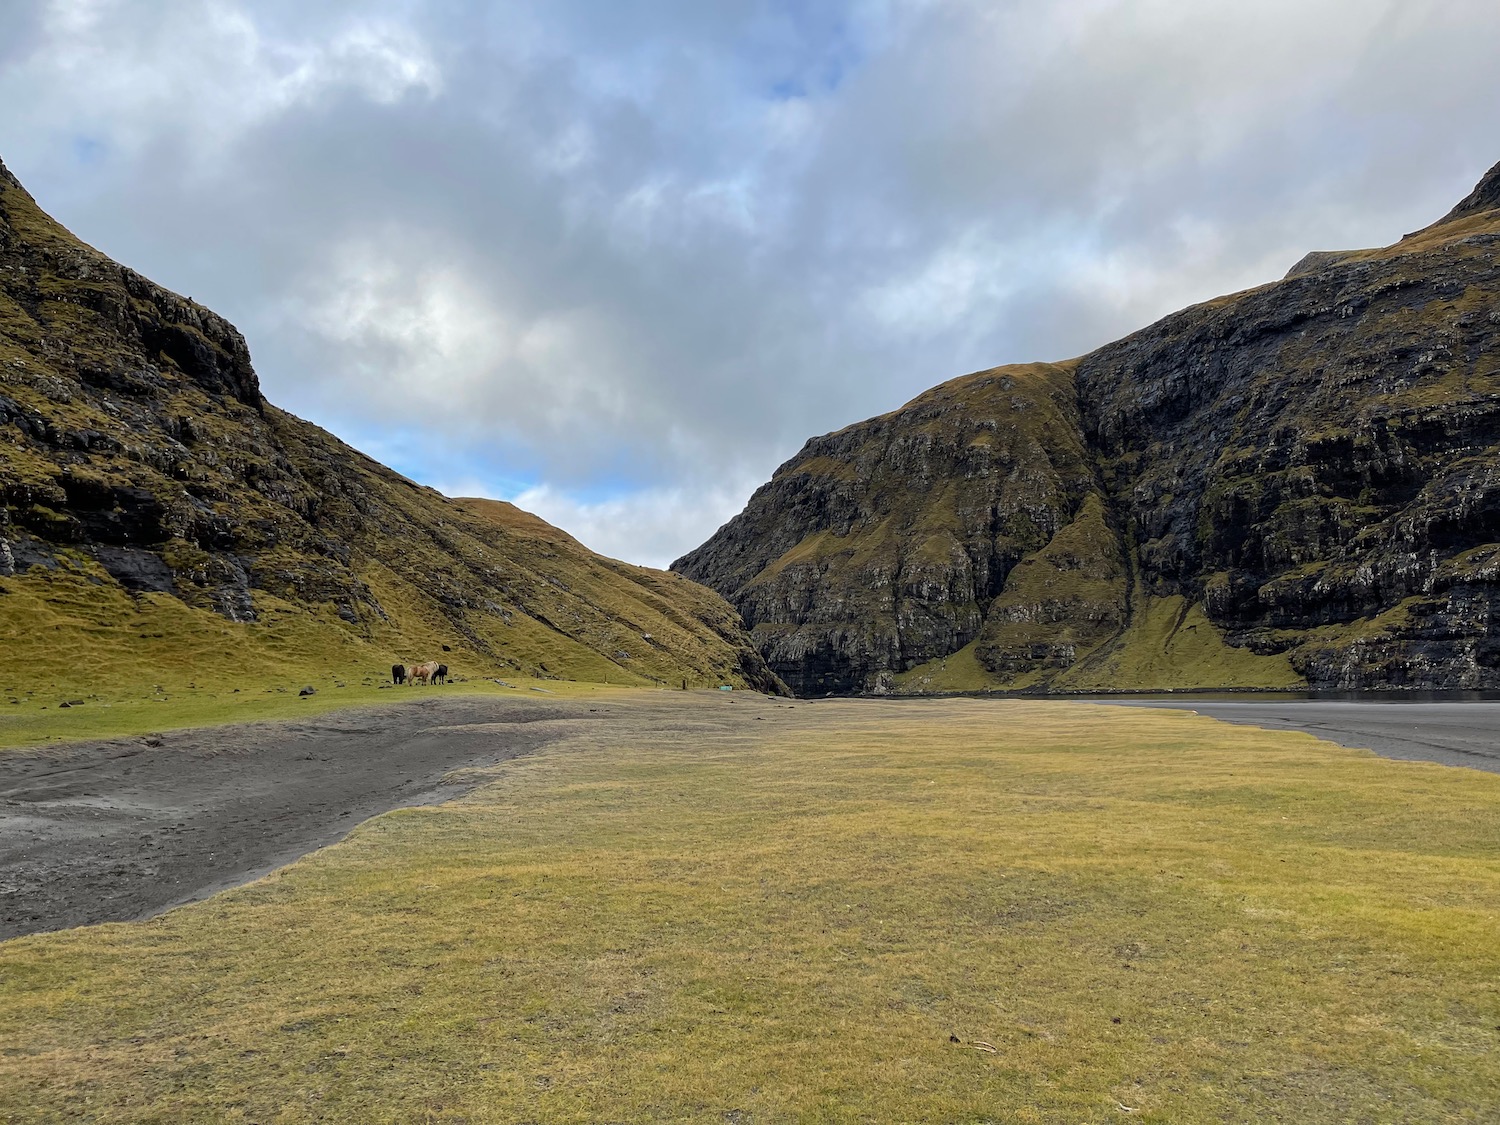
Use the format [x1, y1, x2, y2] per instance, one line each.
[678, 160, 1500, 694]
[674, 363, 1099, 695]
[0, 157, 782, 696]
[1077, 200, 1500, 690]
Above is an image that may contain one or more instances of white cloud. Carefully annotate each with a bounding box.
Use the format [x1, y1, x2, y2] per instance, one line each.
[509, 481, 761, 571]
[0, 0, 440, 186]
[4, 0, 1500, 565]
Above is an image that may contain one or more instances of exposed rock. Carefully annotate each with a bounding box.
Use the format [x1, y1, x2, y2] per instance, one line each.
[1438, 158, 1500, 224]
[679, 157, 1500, 695]
[1075, 163, 1500, 691]
[1283, 250, 1358, 279]
[973, 493, 1126, 675]
[93, 546, 175, 594]
[676, 363, 1093, 695]
[0, 155, 783, 695]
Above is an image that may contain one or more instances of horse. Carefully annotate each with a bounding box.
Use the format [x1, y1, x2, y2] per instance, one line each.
[410, 661, 439, 685]
[433, 664, 448, 685]
[391, 663, 406, 686]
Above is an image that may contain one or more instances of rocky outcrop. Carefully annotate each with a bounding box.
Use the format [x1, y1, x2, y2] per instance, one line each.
[679, 158, 1500, 695]
[1439, 159, 1500, 224]
[1075, 186, 1500, 690]
[972, 492, 1127, 676]
[0, 156, 782, 694]
[675, 363, 1095, 695]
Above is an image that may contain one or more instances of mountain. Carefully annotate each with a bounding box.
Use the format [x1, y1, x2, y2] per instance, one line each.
[676, 159, 1500, 695]
[0, 157, 782, 699]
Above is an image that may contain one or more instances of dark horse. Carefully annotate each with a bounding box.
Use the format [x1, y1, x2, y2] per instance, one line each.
[391, 663, 406, 685]
[433, 664, 449, 685]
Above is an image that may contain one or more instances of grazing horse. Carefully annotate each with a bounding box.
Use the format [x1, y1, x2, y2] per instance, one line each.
[391, 663, 406, 686]
[410, 660, 439, 686]
[433, 664, 449, 685]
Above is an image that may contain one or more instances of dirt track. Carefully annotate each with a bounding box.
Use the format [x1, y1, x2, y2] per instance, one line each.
[0, 695, 595, 940]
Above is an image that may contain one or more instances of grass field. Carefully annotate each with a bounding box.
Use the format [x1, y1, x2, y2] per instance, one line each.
[3, 697, 1499, 1122]
[0, 671, 624, 750]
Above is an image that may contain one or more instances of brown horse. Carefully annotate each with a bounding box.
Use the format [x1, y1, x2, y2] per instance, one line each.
[409, 661, 440, 685]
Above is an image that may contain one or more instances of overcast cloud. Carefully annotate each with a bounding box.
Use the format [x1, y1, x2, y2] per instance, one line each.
[2, 1, 1498, 565]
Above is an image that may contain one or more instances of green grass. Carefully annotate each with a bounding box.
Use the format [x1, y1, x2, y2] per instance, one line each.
[0, 523, 761, 747]
[892, 637, 1026, 693]
[0, 676, 632, 750]
[896, 593, 1299, 694]
[0, 551, 680, 747]
[3, 699, 1498, 1121]
[1057, 594, 1302, 691]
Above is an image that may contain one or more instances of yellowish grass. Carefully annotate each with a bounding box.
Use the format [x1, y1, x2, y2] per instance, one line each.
[2, 699, 1499, 1122]
[0, 670, 645, 750]
[0, 550, 728, 748]
[1058, 594, 1302, 691]
[896, 595, 1299, 694]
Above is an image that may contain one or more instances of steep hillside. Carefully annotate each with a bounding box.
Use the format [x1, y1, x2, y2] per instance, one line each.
[0, 157, 781, 699]
[674, 363, 1106, 695]
[679, 159, 1500, 694]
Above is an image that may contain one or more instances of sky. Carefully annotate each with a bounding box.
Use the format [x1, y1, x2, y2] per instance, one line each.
[1, 1, 1498, 567]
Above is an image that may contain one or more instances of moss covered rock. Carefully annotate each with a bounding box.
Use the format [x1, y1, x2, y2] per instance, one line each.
[0, 157, 783, 696]
[680, 158, 1500, 695]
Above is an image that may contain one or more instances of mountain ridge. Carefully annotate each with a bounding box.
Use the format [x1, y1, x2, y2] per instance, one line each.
[0, 155, 784, 699]
[677, 158, 1500, 695]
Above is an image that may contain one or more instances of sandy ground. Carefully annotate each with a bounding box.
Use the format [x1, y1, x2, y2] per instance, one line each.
[1109, 700, 1500, 774]
[0, 694, 598, 941]
[6, 691, 1499, 942]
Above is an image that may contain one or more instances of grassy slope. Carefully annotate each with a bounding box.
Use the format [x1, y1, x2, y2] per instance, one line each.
[3, 698, 1497, 1122]
[693, 176, 1500, 695]
[971, 492, 1127, 674]
[1057, 594, 1303, 691]
[897, 594, 1299, 695]
[0, 160, 774, 704]
[0, 489, 762, 718]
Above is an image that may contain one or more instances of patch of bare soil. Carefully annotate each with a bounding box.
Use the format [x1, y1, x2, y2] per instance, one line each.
[7, 692, 1492, 942]
[0, 695, 594, 939]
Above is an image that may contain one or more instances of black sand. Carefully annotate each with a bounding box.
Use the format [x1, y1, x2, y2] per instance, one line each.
[1110, 700, 1500, 774]
[7, 693, 1499, 943]
[0, 695, 593, 940]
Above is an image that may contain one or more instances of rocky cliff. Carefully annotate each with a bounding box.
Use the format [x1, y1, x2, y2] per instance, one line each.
[0, 157, 782, 697]
[674, 363, 1106, 695]
[677, 159, 1500, 694]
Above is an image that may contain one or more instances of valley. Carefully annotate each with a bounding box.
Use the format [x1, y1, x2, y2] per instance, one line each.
[0, 157, 782, 707]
